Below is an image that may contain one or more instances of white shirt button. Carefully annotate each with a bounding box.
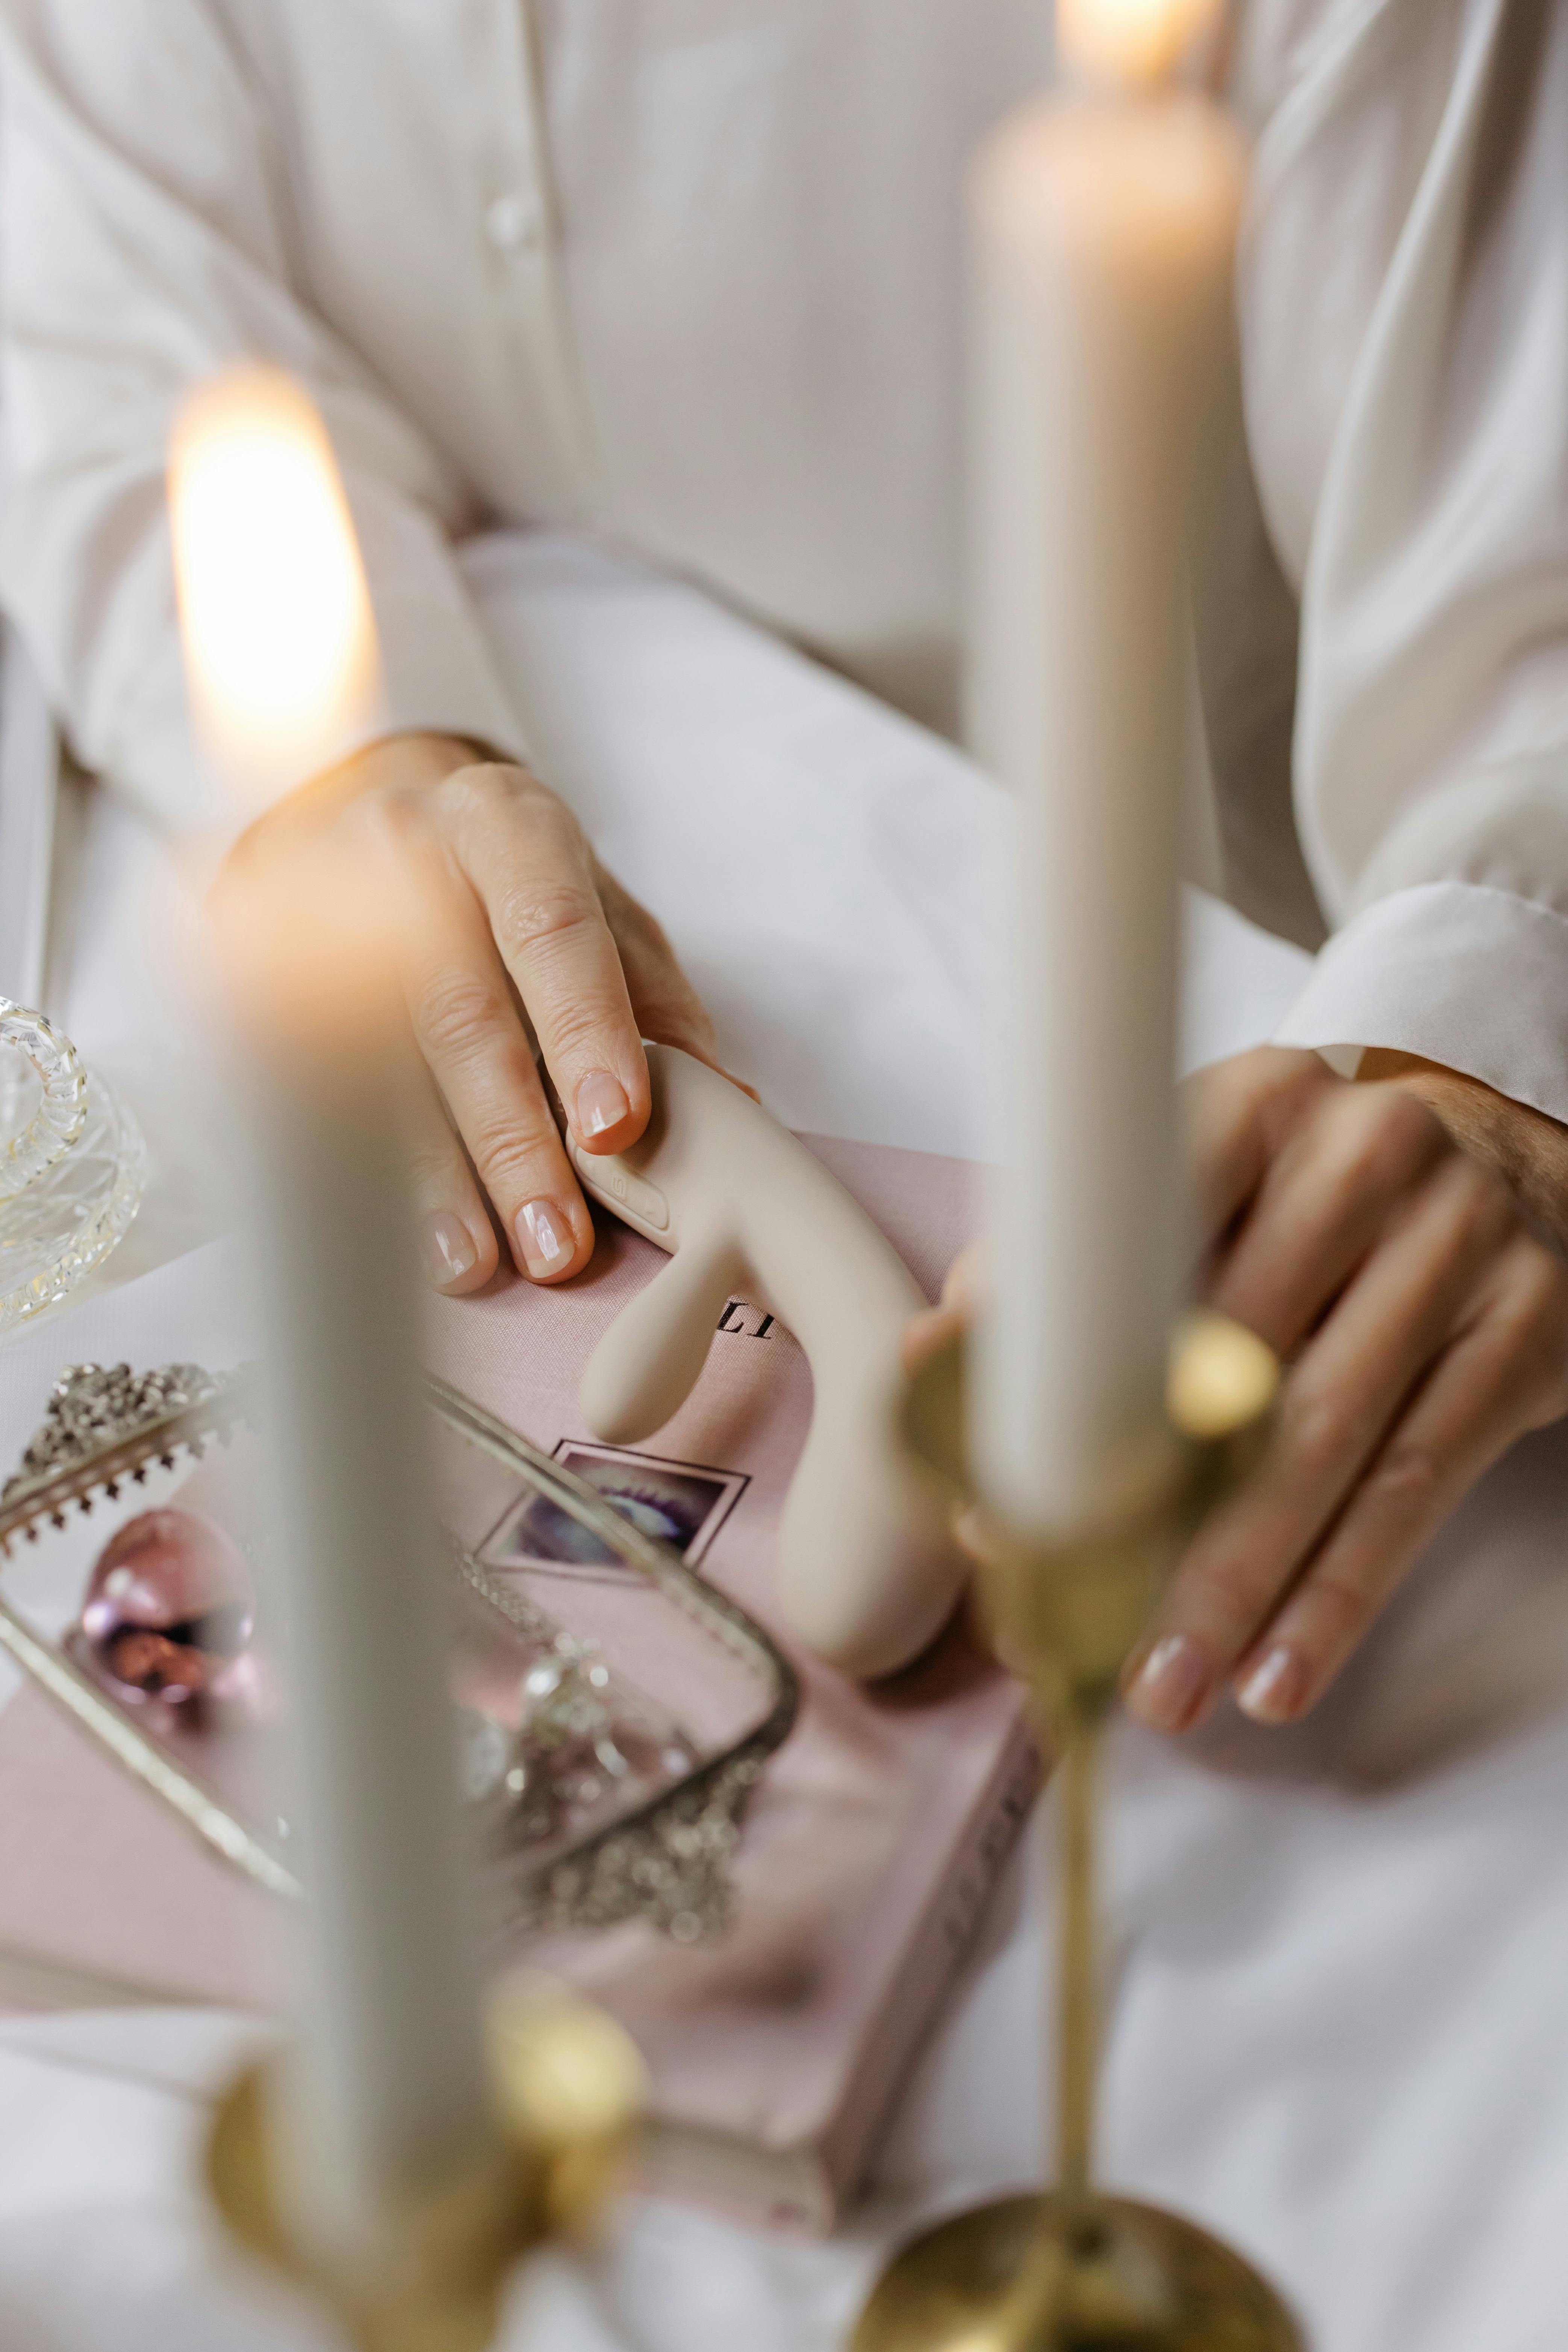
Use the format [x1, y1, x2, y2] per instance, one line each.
[484, 191, 540, 254]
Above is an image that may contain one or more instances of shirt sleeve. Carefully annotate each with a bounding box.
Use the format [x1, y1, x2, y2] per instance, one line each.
[0, 0, 532, 853]
[1233, 0, 1568, 1122]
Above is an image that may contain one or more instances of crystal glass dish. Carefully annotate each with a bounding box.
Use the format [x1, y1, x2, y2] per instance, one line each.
[0, 1008, 147, 1330]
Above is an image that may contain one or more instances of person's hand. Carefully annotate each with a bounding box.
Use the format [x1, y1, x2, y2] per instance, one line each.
[908, 1045, 1568, 1730]
[1125, 1046, 1568, 1730]
[222, 731, 738, 1292]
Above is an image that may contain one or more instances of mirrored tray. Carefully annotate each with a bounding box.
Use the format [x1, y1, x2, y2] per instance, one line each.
[0, 1363, 798, 1941]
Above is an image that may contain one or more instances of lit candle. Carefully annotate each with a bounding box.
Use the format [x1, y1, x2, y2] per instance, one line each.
[968, 0, 1246, 1532]
[169, 372, 493, 2266]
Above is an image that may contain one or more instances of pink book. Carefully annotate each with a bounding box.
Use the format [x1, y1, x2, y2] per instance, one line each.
[0, 1135, 1034, 2229]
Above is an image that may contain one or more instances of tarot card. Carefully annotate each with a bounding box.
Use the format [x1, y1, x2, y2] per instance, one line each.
[480, 1441, 748, 1580]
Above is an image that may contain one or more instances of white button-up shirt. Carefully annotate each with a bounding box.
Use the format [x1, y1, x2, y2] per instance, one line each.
[2, 0, 1568, 1123]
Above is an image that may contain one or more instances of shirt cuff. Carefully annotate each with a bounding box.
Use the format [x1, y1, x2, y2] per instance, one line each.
[1274, 880, 1568, 1125]
[368, 589, 534, 773]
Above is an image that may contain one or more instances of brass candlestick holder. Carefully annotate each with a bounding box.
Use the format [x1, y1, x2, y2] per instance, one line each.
[854, 1315, 1303, 2352]
[207, 1980, 644, 2352]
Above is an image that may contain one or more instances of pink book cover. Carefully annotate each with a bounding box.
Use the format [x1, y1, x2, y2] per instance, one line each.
[0, 1135, 1035, 2229]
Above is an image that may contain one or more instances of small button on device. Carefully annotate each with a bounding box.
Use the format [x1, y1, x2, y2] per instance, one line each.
[484, 191, 542, 255]
[571, 1144, 669, 1233]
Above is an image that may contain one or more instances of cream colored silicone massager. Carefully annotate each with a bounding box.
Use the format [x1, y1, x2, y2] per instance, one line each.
[566, 1044, 965, 1678]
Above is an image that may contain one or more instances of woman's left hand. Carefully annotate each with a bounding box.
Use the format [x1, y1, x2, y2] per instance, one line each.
[908, 1045, 1568, 1732]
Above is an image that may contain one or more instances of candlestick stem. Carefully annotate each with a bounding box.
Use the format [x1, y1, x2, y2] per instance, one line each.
[851, 1321, 1302, 2352]
[1056, 1700, 1099, 2221]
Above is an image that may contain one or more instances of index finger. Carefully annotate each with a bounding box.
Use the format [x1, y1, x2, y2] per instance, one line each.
[1184, 1047, 1335, 1249]
[1123, 1150, 1506, 1731]
[453, 769, 651, 1158]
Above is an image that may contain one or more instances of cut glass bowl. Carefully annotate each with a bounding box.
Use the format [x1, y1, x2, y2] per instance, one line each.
[0, 1002, 146, 1329]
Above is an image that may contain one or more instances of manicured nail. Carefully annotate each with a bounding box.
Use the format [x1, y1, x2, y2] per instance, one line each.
[1237, 1644, 1308, 1725]
[420, 1211, 477, 1290]
[517, 1198, 570, 1276]
[1125, 1634, 1212, 1733]
[575, 1072, 630, 1140]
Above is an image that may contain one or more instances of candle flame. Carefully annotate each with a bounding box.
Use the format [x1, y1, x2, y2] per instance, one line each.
[169, 368, 380, 806]
[1056, 0, 1224, 88]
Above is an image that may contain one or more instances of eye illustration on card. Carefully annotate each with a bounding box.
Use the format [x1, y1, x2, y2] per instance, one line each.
[481, 1442, 748, 1580]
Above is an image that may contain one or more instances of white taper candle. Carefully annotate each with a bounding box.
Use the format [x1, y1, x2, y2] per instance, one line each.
[968, 18, 1246, 1533]
[170, 371, 493, 2266]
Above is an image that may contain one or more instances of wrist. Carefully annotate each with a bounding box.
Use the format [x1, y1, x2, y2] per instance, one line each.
[222, 730, 507, 872]
[286, 727, 503, 818]
[318, 729, 502, 799]
[1359, 1048, 1568, 1253]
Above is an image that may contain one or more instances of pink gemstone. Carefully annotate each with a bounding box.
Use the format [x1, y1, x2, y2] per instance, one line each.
[79, 1508, 255, 1710]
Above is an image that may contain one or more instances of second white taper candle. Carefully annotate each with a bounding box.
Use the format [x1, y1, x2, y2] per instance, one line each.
[968, 49, 1246, 1534]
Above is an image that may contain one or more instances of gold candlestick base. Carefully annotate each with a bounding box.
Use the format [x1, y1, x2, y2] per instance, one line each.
[853, 2192, 1298, 2352]
[208, 1980, 644, 2352]
[852, 1318, 1302, 2352]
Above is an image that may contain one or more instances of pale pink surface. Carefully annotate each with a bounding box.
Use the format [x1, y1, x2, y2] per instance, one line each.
[0, 1134, 1032, 2219]
[0, 1682, 286, 2008]
[425, 1133, 1034, 2210]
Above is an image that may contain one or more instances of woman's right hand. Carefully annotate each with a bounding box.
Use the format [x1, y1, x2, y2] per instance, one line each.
[221, 730, 736, 1293]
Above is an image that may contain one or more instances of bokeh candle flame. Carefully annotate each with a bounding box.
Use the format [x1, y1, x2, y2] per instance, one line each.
[169, 368, 380, 809]
[1056, 0, 1223, 88]
[170, 368, 400, 1029]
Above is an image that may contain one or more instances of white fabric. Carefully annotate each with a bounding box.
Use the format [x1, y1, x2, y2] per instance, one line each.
[0, 621, 56, 1006]
[4, 2, 1568, 1114]
[3, 532, 1568, 2352]
[1276, 878, 1568, 1120]
[1228, 0, 1568, 1112]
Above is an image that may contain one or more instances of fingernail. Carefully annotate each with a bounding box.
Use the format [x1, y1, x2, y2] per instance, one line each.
[420, 1211, 477, 1290]
[575, 1072, 630, 1140]
[1125, 1634, 1212, 1733]
[1237, 1644, 1308, 1725]
[517, 1198, 570, 1276]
